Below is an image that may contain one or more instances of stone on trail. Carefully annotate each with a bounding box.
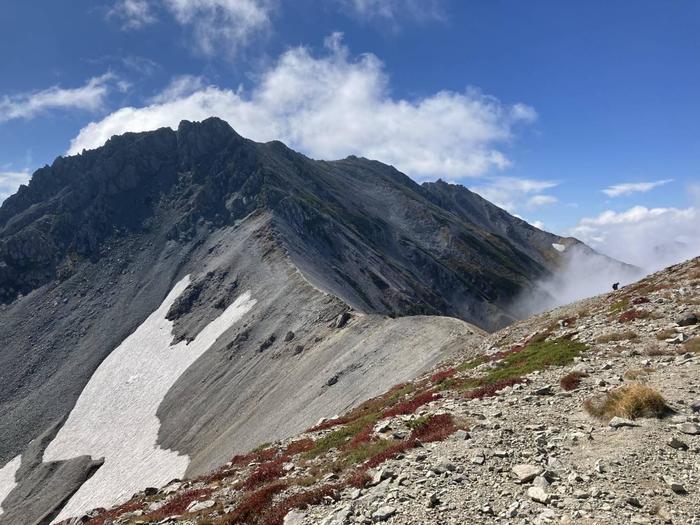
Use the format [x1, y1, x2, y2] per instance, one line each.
[512, 464, 544, 483]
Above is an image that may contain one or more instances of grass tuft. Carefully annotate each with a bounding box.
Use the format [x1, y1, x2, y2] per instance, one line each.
[584, 383, 668, 421]
[559, 371, 588, 391]
[623, 368, 655, 381]
[597, 330, 638, 343]
[683, 338, 700, 353]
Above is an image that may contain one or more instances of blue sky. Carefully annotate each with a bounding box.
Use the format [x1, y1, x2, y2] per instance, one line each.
[1, 0, 698, 268]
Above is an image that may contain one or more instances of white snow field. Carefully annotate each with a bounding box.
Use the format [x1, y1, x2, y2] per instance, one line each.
[552, 243, 566, 252]
[0, 455, 21, 517]
[43, 276, 256, 523]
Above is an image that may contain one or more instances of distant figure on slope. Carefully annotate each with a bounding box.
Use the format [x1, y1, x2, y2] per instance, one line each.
[612, 282, 620, 291]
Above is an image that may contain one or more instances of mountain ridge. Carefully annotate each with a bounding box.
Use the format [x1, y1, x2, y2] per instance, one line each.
[0, 117, 638, 524]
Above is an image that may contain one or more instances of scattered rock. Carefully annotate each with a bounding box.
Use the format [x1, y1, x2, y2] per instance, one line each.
[677, 313, 698, 326]
[284, 509, 306, 525]
[678, 423, 700, 435]
[372, 506, 397, 521]
[186, 499, 215, 512]
[512, 464, 544, 483]
[608, 417, 639, 428]
[454, 429, 470, 441]
[663, 476, 687, 494]
[668, 436, 689, 450]
[527, 486, 551, 504]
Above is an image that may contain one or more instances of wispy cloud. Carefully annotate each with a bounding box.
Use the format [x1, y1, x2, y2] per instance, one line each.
[0, 74, 115, 123]
[602, 179, 673, 197]
[471, 177, 557, 212]
[526, 194, 558, 209]
[338, 0, 445, 21]
[69, 34, 536, 181]
[108, 0, 157, 29]
[163, 0, 273, 57]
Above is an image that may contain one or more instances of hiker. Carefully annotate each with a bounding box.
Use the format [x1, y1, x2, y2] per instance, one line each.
[612, 282, 619, 291]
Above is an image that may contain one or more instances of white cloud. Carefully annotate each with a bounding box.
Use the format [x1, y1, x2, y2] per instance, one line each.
[339, 0, 444, 21]
[526, 194, 558, 209]
[470, 177, 556, 212]
[69, 36, 536, 180]
[163, 0, 273, 57]
[149, 75, 205, 103]
[0, 74, 115, 123]
[570, 204, 700, 270]
[0, 170, 31, 203]
[602, 179, 673, 197]
[108, 0, 157, 29]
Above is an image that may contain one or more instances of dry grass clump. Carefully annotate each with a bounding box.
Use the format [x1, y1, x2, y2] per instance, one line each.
[655, 328, 678, 341]
[684, 338, 700, 353]
[584, 383, 668, 421]
[623, 368, 655, 381]
[559, 371, 588, 391]
[597, 330, 638, 343]
[644, 342, 681, 356]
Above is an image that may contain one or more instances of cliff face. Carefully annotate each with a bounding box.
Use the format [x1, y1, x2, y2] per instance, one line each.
[0, 118, 631, 523]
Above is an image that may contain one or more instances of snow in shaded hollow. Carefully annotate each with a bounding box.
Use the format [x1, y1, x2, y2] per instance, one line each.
[0, 455, 21, 517]
[42, 276, 256, 523]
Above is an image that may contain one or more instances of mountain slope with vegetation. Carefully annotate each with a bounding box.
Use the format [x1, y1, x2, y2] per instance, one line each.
[72, 256, 700, 525]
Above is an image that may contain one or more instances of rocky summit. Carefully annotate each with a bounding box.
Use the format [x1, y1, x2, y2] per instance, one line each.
[0, 118, 642, 525]
[66, 256, 700, 525]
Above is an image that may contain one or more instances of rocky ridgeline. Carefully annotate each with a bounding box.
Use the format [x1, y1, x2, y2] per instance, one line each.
[70, 257, 700, 525]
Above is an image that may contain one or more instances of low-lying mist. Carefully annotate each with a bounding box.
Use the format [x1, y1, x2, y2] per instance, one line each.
[512, 243, 662, 319]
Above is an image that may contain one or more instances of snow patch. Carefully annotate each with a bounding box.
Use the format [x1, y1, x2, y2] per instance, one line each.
[43, 276, 256, 523]
[552, 243, 566, 252]
[0, 455, 21, 517]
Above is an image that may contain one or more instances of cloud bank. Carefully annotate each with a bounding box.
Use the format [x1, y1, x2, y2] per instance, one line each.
[571, 204, 700, 271]
[69, 35, 536, 180]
